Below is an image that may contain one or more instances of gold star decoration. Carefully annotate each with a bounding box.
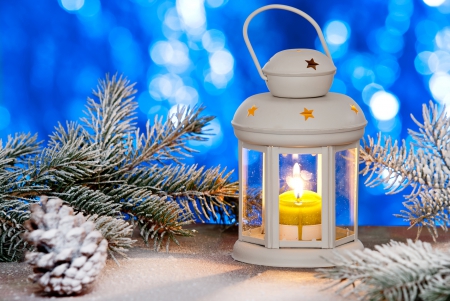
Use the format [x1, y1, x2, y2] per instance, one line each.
[247, 105, 258, 117]
[300, 108, 314, 120]
[350, 104, 359, 114]
[305, 58, 319, 70]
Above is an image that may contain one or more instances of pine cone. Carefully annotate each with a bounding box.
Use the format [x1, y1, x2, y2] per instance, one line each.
[23, 196, 108, 295]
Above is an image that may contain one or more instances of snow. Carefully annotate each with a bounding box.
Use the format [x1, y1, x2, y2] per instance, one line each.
[1, 225, 449, 301]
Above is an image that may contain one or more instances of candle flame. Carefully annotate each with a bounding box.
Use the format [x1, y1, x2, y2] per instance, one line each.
[287, 163, 304, 199]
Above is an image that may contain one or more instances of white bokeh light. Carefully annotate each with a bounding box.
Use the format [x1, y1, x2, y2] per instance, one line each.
[429, 72, 450, 103]
[173, 86, 199, 106]
[209, 50, 234, 75]
[60, 0, 84, 11]
[435, 27, 450, 52]
[202, 29, 225, 53]
[324, 20, 350, 45]
[369, 91, 400, 121]
[149, 74, 184, 100]
[423, 0, 446, 7]
[176, 0, 206, 35]
[150, 40, 190, 71]
[206, 0, 227, 8]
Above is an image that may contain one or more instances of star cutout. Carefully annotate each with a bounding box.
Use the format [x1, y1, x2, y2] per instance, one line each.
[247, 105, 258, 117]
[305, 58, 319, 70]
[350, 104, 359, 114]
[300, 108, 314, 120]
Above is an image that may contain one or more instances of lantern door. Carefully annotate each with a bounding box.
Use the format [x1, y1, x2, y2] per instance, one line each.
[269, 147, 325, 249]
[239, 142, 266, 246]
[334, 143, 359, 247]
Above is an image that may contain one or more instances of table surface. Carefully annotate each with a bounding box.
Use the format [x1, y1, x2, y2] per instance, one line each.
[1, 225, 449, 301]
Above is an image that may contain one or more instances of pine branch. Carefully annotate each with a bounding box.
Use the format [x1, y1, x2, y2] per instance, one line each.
[127, 164, 238, 222]
[0, 199, 34, 261]
[0, 74, 239, 261]
[316, 240, 450, 301]
[360, 101, 450, 240]
[125, 106, 214, 169]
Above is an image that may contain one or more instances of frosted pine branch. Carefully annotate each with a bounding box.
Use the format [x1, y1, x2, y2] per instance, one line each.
[316, 240, 450, 301]
[360, 101, 450, 240]
[0, 74, 238, 261]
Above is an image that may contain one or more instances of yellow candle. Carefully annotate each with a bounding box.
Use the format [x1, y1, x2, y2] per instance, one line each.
[279, 190, 322, 240]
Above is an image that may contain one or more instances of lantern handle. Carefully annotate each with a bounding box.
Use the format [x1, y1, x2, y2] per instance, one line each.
[243, 4, 332, 81]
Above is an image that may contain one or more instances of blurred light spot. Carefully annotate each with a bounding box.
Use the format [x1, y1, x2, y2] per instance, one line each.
[429, 72, 450, 103]
[324, 20, 350, 45]
[352, 67, 375, 91]
[423, 0, 446, 6]
[60, 0, 84, 11]
[147, 105, 169, 121]
[209, 50, 234, 75]
[415, 20, 439, 45]
[109, 27, 133, 50]
[206, 0, 228, 8]
[315, 37, 348, 59]
[362, 83, 384, 105]
[385, 13, 410, 35]
[377, 29, 404, 53]
[369, 91, 400, 121]
[0, 107, 11, 130]
[202, 29, 226, 53]
[415, 51, 433, 75]
[429, 51, 450, 73]
[329, 78, 347, 94]
[435, 27, 450, 51]
[149, 74, 184, 100]
[78, 0, 101, 17]
[150, 40, 190, 72]
[176, 0, 206, 36]
[164, 8, 181, 31]
[173, 86, 198, 106]
[201, 119, 223, 148]
[389, 0, 414, 17]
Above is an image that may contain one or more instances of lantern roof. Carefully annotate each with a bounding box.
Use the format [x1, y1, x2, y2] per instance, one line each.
[232, 92, 367, 147]
[262, 49, 336, 77]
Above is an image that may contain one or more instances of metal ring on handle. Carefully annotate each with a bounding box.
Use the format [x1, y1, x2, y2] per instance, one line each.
[243, 4, 332, 81]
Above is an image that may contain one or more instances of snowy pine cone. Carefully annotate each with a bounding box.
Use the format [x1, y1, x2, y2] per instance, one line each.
[23, 196, 108, 295]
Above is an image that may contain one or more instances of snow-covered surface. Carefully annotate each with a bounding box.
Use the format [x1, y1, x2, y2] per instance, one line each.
[1, 225, 448, 301]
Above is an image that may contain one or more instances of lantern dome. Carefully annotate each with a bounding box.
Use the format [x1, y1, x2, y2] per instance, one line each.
[262, 49, 336, 98]
[232, 92, 367, 147]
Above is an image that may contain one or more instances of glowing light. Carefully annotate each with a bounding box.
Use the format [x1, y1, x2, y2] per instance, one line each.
[60, 0, 84, 11]
[414, 51, 433, 75]
[209, 50, 234, 75]
[149, 74, 184, 100]
[324, 20, 350, 45]
[329, 78, 347, 94]
[173, 86, 199, 106]
[362, 83, 384, 105]
[164, 8, 181, 31]
[286, 163, 304, 200]
[423, 0, 446, 7]
[176, 0, 206, 35]
[369, 91, 400, 121]
[429, 72, 450, 103]
[0, 106, 11, 130]
[435, 27, 450, 51]
[206, 0, 228, 8]
[150, 40, 190, 71]
[202, 29, 226, 53]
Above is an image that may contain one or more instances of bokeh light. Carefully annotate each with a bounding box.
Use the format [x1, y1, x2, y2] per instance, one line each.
[369, 91, 400, 121]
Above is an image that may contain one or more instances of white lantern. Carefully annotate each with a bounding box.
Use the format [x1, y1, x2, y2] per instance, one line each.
[231, 5, 368, 267]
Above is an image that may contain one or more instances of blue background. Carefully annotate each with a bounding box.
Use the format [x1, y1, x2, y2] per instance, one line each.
[1, 0, 450, 225]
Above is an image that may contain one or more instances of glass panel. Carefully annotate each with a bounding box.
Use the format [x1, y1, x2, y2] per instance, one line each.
[242, 148, 264, 241]
[278, 153, 322, 241]
[335, 148, 357, 240]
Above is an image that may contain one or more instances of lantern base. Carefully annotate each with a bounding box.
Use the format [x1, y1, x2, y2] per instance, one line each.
[231, 239, 364, 268]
